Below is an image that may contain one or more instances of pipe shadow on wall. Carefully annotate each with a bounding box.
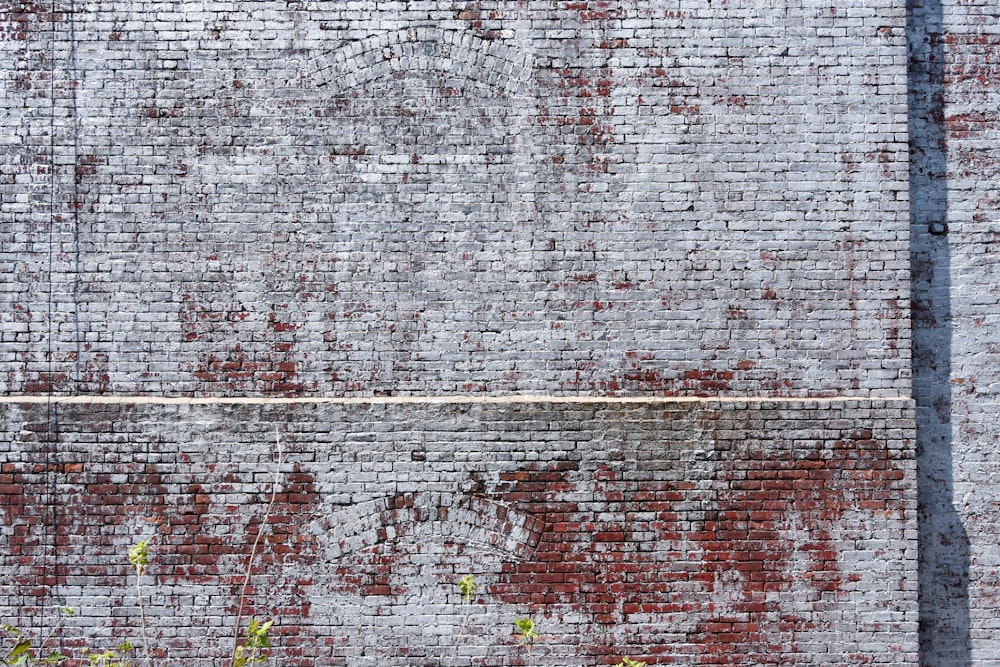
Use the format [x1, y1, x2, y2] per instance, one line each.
[907, 0, 972, 664]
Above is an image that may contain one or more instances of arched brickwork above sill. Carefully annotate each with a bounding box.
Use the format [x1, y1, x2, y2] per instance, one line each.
[309, 26, 532, 96]
[310, 492, 546, 561]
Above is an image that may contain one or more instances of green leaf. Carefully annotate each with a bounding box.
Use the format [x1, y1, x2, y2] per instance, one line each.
[128, 541, 149, 575]
[457, 574, 476, 603]
[614, 658, 646, 667]
[513, 617, 538, 643]
[40, 651, 67, 665]
[87, 648, 124, 667]
[242, 618, 272, 651]
[6, 638, 32, 662]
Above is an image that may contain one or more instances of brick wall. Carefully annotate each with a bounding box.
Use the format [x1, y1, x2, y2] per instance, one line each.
[1, 1, 910, 398]
[0, 1, 923, 665]
[1, 399, 917, 666]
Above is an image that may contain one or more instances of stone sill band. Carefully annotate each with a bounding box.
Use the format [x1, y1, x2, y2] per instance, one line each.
[0, 394, 914, 406]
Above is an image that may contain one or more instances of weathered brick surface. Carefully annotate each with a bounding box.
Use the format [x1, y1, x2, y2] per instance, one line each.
[1, 1, 924, 665]
[1, 1, 910, 398]
[0, 400, 917, 666]
[909, 0, 1000, 664]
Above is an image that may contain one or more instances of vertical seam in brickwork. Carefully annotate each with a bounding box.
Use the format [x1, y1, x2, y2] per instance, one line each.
[39, 0, 57, 638]
[69, 0, 81, 390]
[45, 1, 55, 393]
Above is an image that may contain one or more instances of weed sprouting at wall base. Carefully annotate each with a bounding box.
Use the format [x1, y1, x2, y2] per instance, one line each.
[1, 607, 72, 666]
[127, 541, 152, 667]
[614, 658, 646, 667]
[3, 432, 285, 667]
[5, 556, 655, 666]
[513, 617, 539, 667]
[83, 642, 137, 667]
[231, 429, 282, 667]
[3, 434, 652, 666]
[447, 574, 477, 667]
[233, 620, 273, 667]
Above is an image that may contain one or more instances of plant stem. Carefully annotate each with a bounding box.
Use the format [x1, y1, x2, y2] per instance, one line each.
[447, 600, 472, 667]
[232, 429, 283, 666]
[136, 575, 152, 667]
[36, 611, 67, 653]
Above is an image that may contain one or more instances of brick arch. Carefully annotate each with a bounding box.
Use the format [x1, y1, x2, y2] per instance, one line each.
[310, 492, 546, 561]
[310, 26, 532, 96]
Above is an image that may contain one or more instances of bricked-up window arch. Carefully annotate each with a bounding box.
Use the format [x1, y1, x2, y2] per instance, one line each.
[309, 27, 532, 97]
[288, 25, 541, 393]
[306, 492, 547, 654]
[310, 492, 545, 561]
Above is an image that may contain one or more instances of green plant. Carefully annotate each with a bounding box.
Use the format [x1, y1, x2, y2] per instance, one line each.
[1, 608, 73, 666]
[457, 574, 476, 603]
[127, 543, 147, 576]
[85, 642, 135, 667]
[232, 619, 272, 667]
[0, 633, 64, 667]
[614, 658, 646, 667]
[513, 617, 538, 644]
[513, 617, 538, 666]
[448, 575, 477, 667]
[127, 541, 152, 667]
[6, 432, 287, 667]
[232, 429, 282, 667]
